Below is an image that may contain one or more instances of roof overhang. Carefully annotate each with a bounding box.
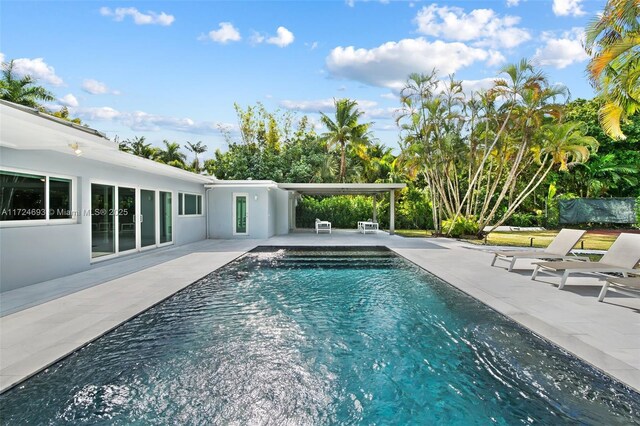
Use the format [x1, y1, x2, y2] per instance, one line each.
[277, 183, 406, 195]
[0, 100, 213, 184]
[205, 180, 279, 188]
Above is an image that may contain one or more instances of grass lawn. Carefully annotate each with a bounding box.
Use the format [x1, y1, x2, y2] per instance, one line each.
[395, 229, 623, 251]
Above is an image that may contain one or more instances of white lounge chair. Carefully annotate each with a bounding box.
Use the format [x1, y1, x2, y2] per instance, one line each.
[358, 219, 378, 234]
[491, 229, 587, 271]
[531, 233, 640, 289]
[598, 276, 640, 302]
[315, 218, 331, 234]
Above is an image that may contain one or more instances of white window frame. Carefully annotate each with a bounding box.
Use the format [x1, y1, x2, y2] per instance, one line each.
[232, 192, 249, 236]
[178, 192, 203, 216]
[0, 166, 77, 228]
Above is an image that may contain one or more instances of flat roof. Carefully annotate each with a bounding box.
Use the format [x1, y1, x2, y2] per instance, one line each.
[277, 183, 406, 195]
[0, 100, 214, 184]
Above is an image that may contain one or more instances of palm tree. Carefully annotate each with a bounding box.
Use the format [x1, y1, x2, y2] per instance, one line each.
[584, 0, 640, 139]
[158, 140, 187, 166]
[0, 60, 55, 108]
[319, 98, 371, 182]
[124, 136, 159, 159]
[185, 141, 208, 172]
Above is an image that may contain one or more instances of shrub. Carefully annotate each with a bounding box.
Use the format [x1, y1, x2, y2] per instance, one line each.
[441, 216, 479, 237]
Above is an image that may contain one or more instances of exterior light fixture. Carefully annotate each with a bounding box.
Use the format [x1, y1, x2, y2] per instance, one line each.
[69, 143, 82, 156]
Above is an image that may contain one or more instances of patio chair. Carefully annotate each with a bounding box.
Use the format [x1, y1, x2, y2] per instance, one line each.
[490, 229, 587, 271]
[315, 218, 331, 234]
[358, 219, 378, 234]
[531, 233, 640, 289]
[598, 276, 640, 302]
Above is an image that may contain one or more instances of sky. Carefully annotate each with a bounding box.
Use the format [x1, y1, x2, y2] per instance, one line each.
[1, 0, 606, 159]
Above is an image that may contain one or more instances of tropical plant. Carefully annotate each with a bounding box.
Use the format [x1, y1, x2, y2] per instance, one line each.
[319, 98, 372, 182]
[396, 60, 597, 236]
[186, 141, 208, 172]
[158, 140, 187, 168]
[584, 0, 640, 139]
[0, 60, 55, 108]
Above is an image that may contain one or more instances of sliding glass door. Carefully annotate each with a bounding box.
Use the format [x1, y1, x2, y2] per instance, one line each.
[91, 184, 115, 258]
[140, 189, 156, 249]
[159, 191, 172, 244]
[118, 187, 136, 253]
[91, 184, 173, 260]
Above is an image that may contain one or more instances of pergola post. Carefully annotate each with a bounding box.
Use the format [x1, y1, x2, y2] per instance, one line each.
[372, 194, 377, 223]
[389, 190, 395, 235]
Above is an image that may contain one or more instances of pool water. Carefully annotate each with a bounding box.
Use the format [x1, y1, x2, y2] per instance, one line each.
[1, 247, 639, 424]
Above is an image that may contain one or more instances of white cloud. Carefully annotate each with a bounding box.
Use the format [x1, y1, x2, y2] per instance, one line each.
[280, 98, 378, 113]
[58, 94, 79, 108]
[506, 0, 520, 6]
[74, 107, 221, 134]
[380, 92, 398, 100]
[280, 98, 401, 122]
[11, 57, 63, 86]
[99, 6, 175, 26]
[486, 50, 507, 66]
[81, 79, 116, 95]
[306, 41, 319, 50]
[267, 26, 295, 47]
[414, 5, 530, 49]
[552, 0, 585, 16]
[326, 38, 493, 90]
[250, 31, 265, 45]
[0, 52, 5, 63]
[202, 22, 241, 44]
[533, 28, 589, 69]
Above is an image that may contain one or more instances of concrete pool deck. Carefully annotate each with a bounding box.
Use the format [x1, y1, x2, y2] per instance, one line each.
[1, 230, 639, 393]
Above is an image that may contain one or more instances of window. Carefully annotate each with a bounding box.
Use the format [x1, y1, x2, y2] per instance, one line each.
[0, 169, 74, 224]
[178, 193, 202, 216]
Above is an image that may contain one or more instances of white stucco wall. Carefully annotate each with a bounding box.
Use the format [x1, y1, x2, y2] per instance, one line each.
[208, 186, 269, 239]
[0, 147, 207, 291]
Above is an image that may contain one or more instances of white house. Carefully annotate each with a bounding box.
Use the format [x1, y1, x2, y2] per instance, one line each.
[0, 100, 404, 291]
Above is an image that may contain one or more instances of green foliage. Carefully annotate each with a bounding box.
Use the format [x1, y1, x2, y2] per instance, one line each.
[296, 195, 375, 229]
[441, 216, 480, 238]
[0, 60, 55, 108]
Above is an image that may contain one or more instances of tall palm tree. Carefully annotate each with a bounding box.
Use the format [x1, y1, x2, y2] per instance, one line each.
[0, 60, 55, 108]
[185, 141, 208, 172]
[584, 0, 640, 139]
[126, 136, 159, 159]
[159, 140, 187, 166]
[319, 98, 371, 182]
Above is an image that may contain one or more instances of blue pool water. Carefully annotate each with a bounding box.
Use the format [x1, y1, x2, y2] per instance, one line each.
[1, 247, 639, 424]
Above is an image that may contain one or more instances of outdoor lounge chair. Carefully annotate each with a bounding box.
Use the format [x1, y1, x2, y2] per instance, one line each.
[315, 218, 331, 234]
[598, 276, 640, 302]
[531, 233, 640, 289]
[490, 229, 587, 271]
[358, 219, 379, 234]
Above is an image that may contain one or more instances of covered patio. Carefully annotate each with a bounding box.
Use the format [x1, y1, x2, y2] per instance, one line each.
[278, 183, 406, 235]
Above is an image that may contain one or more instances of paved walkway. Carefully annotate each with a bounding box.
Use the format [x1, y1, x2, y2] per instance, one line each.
[1, 230, 638, 393]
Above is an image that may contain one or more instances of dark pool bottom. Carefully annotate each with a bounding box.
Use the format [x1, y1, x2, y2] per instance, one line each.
[1, 247, 638, 424]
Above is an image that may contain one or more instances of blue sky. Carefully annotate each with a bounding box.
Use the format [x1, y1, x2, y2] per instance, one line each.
[1, 0, 605, 157]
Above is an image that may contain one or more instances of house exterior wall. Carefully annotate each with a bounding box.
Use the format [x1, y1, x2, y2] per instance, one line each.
[0, 147, 206, 291]
[208, 186, 271, 239]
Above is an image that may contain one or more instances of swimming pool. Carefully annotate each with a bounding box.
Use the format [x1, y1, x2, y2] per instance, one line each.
[1, 247, 638, 424]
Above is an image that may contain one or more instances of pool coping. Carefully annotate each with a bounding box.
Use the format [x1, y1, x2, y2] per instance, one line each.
[1, 234, 638, 395]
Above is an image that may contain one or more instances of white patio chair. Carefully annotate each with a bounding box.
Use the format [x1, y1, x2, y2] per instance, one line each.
[491, 229, 587, 271]
[531, 233, 640, 289]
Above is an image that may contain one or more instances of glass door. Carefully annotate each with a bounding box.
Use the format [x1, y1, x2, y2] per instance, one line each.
[140, 189, 156, 248]
[118, 187, 137, 252]
[159, 191, 172, 244]
[234, 194, 247, 234]
[91, 184, 115, 258]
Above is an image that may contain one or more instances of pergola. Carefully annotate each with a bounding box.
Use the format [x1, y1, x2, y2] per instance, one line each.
[277, 183, 406, 235]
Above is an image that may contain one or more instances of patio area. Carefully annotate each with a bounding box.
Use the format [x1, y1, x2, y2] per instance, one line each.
[1, 230, 639, 393]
